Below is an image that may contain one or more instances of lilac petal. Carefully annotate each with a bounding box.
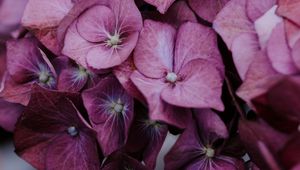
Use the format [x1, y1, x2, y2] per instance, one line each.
[14, 85, 100, 170]
[113, 56, 146, 104]
[144, 0, 175, 14]
[246, 0, 277, 22]
[231, 33, 260, 80]
[174, 22, 223, 73]
[292, 38, 300, 70]
[0, 99, 23, 132]
[162, 59, 224, 111]
[82, 76, 134, 156]
[134, 20, 175, 79]
[131, 71, 191, 128]
[213, 0, 254, 49]
[267, 22, 298, 74]
[188, 0, 230, 22]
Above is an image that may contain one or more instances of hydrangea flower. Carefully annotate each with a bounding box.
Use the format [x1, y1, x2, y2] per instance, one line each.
[0, 38, 57, 105]
[14, 85, 101, 170]
[62, 0, 142, 70]
[82, 76, 134, 156]
[131, 20, 224, 128]
[165, 109, 244, 170]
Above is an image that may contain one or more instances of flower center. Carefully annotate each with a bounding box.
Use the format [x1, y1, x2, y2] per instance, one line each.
[39, 71, 51, 84]
[106, 34, 121, 48]
[78, 65, 89, 77]
[166, 72, 177, 83]
[111, 98, 124, 114]
[67, 126, 78, 136]
[204, 147, 215, 158]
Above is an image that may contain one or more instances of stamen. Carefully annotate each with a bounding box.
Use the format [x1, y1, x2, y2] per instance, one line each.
[67, 126, 78, 136]
[204, 147, 215, 158]
[111, 98, 124, 114]
[39, 71, 51, 83]
[106, 33, 121, 49]
[166, 72, 178, 83]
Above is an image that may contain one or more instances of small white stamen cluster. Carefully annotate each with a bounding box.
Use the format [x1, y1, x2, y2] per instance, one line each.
[166, 72, 178, 83]
[106, 33, 121, 49]
[110, 98, 125, 114]
[67, 126, 78, 137]
[39, 71, 52, 84]
[204, 147, 215, 158]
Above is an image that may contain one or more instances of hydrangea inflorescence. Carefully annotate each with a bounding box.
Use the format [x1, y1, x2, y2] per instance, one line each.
[0, 0, 299, 170]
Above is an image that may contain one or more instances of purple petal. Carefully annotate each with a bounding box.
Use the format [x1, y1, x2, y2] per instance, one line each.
[82, 76, 134, 156]
[144, 0, 175, 14]
[0, 99, 23, 131]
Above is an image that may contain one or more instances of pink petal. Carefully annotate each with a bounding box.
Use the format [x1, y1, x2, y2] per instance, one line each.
[174, 22, 223, 73]
[57, 68, 88, 92]
[267, 22, 298, 74]
[76, 5, 115, 43]
[113, 56, 146, 103]
[292, 38, 300, 70]
[131, 71, 191, 128]
[188, 0, 230, 22]
[22, 0, 76, 54]
[144, 0, 175, 14]
[0, 99, 23, 132]
[237, 51, 281, 104]
[284, 20, 300, 47]
[231, 33, 260, 80]
[134, 20, 175, 79]
[246, 0, 277, 22]
[162, 59, 224, 111]
[213, 0, 255, 49]
[277, 0, 300, 26]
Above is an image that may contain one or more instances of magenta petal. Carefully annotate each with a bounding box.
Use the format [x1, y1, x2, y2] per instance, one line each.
[213, 0, 254, 49]
[0, 99, 23, 132]
[82, 76, 134, 156]
[134, 20, 175, 79]
[292, 38, 300, 70]
[144, 0, 175, 14]
[58, 68, 88, 92]
[162, 59, 224, 111]
[277, 0, 300, 26]
[14, 85, 100, 170]
[267, 22, 298, 74]
[231, 33, 260, 80]
[188, 0, 230, 22]
[174, 22, 223, 72]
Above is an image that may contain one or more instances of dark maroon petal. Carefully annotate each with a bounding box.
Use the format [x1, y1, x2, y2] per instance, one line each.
[165, 117, 204, 170]
[280, 134, 300, 169]
[253, 76, 300, 133]
[102, 152, 150, 170]
[14, 85, 101, 170]
[82, 76, 134, 156]
[125, 105, 168, 169]
[0, 99, 23, 132]
[239, 119, 288, 170]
